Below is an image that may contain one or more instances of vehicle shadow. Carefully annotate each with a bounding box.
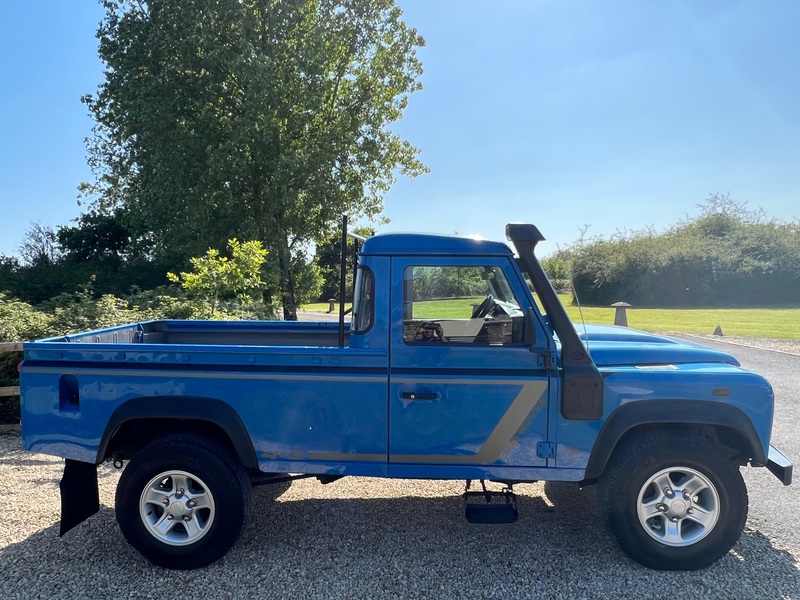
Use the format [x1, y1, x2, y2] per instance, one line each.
[1, 479, 797, 599]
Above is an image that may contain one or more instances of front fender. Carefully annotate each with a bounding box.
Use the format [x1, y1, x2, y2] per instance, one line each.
[583, 400, 765, 482]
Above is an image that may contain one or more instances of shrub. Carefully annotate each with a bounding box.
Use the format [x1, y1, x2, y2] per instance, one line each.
[0, 285, 279, 423]
[571, 197, 800, 307]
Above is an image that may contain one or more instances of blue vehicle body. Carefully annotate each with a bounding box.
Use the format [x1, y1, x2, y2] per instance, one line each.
[18, 223, 792, 570]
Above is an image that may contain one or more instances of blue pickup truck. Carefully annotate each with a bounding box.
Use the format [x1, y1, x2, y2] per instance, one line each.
[20, 223, 792, 571]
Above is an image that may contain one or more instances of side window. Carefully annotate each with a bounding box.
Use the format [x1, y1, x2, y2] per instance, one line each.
[403, 266, 526, 346]
[352, 267, 374, 333]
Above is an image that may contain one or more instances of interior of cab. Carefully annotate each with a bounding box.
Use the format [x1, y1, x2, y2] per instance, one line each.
[402, 265, 525, 346]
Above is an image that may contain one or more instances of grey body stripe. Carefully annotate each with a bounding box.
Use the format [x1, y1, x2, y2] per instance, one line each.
[306, 452, 385, 461]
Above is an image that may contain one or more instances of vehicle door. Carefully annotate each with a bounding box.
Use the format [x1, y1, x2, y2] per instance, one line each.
[388, 257, 553, 474]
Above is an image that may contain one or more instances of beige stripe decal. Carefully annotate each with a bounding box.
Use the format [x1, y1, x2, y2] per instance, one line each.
[306, 452, 385, 461]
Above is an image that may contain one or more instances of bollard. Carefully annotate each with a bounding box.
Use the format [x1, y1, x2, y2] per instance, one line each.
[327, 298, 336, 314]
[611, 302, 632, 327]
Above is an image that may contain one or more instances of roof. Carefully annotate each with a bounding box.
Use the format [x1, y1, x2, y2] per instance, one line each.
[360, 232, 514, 257]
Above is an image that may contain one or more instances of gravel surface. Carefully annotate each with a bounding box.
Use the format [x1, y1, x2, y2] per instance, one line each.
[681, 334, 800, 357]
[2, 339, 799, 599]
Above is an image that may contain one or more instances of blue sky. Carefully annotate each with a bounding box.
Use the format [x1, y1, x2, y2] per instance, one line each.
[1, 1, 799, 258]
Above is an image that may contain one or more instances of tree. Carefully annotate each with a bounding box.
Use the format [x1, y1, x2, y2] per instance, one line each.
[168, 239, 268, 316]
[315, 225, 375, 302]
[57, 208, 135, 264]
[0, 256, 21, 295]
[540, 252, 572, 294]
[82, 0, 427, 319]
[18, 222, 61, 267]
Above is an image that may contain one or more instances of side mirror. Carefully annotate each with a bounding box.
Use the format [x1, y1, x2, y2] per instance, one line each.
[524, 308, 537, 346]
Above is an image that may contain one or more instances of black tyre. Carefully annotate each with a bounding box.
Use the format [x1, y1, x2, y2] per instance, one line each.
[115, 434, 251, 569]
[599, 431, 748, 570]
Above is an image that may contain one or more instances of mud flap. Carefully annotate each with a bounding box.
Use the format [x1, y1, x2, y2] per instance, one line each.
[59, 459, 100, 536]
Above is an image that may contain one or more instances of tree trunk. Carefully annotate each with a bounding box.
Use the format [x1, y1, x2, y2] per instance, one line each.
[276, 232, 298, 321]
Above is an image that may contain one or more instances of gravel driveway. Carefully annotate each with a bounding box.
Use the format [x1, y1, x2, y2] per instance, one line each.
[1, 337, 798, 599]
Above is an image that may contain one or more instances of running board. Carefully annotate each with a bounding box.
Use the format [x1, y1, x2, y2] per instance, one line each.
[464, 480, 518, 524]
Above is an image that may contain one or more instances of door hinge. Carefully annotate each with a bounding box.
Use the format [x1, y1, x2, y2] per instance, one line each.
[531, 352, 553, 369]
[537, 442, 556, 459]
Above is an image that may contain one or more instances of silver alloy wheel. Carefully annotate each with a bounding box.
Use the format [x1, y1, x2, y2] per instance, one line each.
[636, 466, 720, 547]
[139, 470, 216, 546]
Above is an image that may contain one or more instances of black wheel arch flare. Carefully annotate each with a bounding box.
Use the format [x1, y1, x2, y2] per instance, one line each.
[97, 396, 258, 470]
[583, 399, 765, 482]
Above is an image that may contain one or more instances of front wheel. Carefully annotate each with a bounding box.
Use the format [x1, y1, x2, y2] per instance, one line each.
[599, 433, 748, 570]
[116, 434, 251, 569]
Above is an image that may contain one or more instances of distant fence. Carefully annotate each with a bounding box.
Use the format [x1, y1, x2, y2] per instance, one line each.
[0, 342, 22, 398]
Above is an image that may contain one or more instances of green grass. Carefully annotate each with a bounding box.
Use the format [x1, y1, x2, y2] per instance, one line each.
[561, 295, 800, 340]
[412, 297, 484, 319]
[299, 302, 352, 313]
[301, 296, 800, 339]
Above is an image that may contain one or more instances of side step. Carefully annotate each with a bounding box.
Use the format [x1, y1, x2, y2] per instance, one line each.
[463, 480, 518, 524]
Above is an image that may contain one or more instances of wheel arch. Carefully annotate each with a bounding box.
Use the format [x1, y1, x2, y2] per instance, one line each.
[97, 396, 258, 470]
[583, 400, 765, 483]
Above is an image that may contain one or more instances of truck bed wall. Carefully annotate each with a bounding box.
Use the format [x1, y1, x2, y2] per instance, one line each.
[40, 320, 349, 348]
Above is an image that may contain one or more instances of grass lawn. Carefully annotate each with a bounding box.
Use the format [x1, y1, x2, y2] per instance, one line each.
[566, 304, 800, 339]
[553, 295, 800, 340]
[299, 302, 352, 313]
[301, 296, 800, 339]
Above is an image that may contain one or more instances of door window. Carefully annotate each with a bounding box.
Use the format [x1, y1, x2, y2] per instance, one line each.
[403, 265, 526, 346]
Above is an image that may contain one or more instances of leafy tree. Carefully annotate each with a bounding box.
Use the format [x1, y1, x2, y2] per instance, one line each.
[287, 249, 324, 307]
[0, 256, 21, 295]
[1, 208, 169, 305]
[18, 222, 61, 267]
[57, 208, 135, 264]
[168, 239, 268, 316]
[540, 253, 572, 294]
[410, 267, 487, 301]
[315, 225, 375, 302]
[82, 0, 427, 320]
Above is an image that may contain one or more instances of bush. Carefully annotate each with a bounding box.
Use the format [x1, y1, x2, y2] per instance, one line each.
[0, 286, 279, 423]
[0, 351, 21, 424]
[0, 294, 48, 424]
[0, 293, 53, 342]
[571, 197, 800, 307]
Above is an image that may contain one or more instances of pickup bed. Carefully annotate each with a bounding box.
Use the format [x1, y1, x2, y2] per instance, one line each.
[20, 223, 792, 570]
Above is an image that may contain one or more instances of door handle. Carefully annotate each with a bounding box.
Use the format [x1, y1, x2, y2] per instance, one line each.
[401, 392, 440, 401]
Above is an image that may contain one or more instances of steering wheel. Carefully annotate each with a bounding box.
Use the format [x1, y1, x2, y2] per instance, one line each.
[471, 294, 495, 319]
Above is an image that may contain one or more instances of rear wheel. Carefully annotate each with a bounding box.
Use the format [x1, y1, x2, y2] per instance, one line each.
[116, 434, 251, 569]
[599, 432, 747, 570]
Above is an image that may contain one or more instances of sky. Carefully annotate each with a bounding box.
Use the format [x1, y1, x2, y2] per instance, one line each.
[1, 0, 799, 258]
